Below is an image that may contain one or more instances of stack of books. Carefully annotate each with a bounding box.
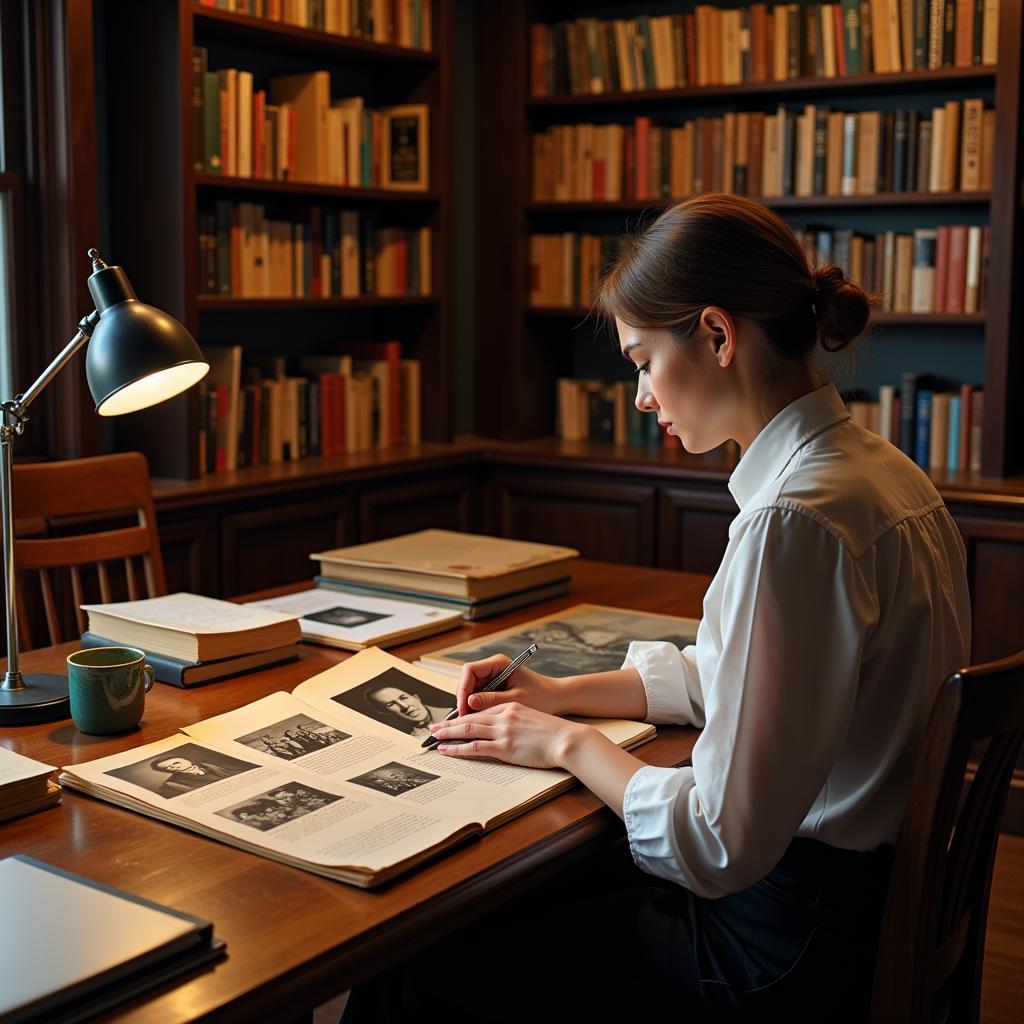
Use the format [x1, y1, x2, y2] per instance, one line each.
[80, 593, 302, 688]
[0, 747, 60, 823]
[311, 530, 580, 620]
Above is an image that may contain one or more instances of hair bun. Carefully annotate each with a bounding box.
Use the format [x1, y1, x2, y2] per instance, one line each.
[811, 264, 871, 352]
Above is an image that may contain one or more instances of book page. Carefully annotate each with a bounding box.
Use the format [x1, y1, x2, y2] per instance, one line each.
[181, 691, 570, 831]
[81, 593, 297, 637]
[290, 648, 656, 828]
[59, 734, 477, 884]
[0, 746, 56, 787]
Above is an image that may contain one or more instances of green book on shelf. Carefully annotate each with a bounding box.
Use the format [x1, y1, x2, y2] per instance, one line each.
[202, 70, 221, 174]
[841, 0, 863, 74]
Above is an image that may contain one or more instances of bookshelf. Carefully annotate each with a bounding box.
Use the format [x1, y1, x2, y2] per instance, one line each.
[98, 0, 453, 480]
[475, 0, 1024, 479]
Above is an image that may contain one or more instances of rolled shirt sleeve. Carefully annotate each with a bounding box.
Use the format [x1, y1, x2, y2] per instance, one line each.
[622, 506, 875, 899]
[621, 639, 705, 727]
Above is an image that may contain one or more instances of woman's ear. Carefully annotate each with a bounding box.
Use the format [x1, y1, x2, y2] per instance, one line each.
[700, 307, 737, 367]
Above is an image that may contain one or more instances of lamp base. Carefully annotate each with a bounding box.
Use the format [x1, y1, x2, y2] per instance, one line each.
[0, 674, 71, 724]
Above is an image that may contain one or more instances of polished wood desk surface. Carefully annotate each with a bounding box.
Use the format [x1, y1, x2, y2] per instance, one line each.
[0, 559, 707, 1023]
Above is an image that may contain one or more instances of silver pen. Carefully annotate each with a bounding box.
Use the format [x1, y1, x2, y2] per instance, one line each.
[420, 643, 539, 749]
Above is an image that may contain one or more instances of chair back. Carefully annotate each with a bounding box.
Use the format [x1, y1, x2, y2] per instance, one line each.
[870, 650, 1024, 1024]
[12, 452, 166, 647]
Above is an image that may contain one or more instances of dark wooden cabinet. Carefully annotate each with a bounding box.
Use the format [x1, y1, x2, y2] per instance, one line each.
[359, 474, 479, 541]
[157, 515, 218, 597]
[489, 469, 658, 565]
[657, 485, 738, 575]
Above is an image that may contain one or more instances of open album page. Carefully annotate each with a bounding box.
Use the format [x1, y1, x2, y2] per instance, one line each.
[287, 647, 655, 828]
[58, 733, 478, 888]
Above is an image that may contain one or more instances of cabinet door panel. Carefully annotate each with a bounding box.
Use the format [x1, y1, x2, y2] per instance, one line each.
[658, 487, 737, 575]
[359, 476, 479, 541]
[220, 497, 357, 596]
[158, 515, 218, 596]
[491, 472, 656, 565]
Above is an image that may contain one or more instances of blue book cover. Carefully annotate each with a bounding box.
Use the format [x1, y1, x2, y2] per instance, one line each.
[915, 390, 933, 469]
[947, 395, 962, 470]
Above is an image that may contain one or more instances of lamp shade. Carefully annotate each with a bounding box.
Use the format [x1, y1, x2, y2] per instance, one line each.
[85, 255, 208, 417]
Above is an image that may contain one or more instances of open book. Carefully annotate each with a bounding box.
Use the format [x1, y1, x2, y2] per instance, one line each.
[59, 648, 655, 888]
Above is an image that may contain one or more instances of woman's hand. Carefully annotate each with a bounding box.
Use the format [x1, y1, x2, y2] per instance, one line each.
[454, 651, 569, 716]
[429, 702, 588, 771]
[455, 654, 568, 717]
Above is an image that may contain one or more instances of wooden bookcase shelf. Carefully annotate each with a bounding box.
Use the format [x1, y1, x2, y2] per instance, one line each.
[193, 6, 440, 65]
[195, 174, 441, 205]
[476, 0, 1024, 477]
[526, 65, 997, 110]
[525, 193, 992, 214]
[524, 307, 988, 328]
[99, 0, 454, 480]
[196, 295, 439, 310]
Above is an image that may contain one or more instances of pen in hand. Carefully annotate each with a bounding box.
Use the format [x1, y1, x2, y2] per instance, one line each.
[420, 643, 539, 749]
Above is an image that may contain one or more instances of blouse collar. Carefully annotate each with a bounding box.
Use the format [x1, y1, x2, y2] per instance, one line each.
[727, 383, 850, 510]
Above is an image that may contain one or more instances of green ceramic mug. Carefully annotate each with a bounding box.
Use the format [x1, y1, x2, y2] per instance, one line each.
[66, 646, 156, 735]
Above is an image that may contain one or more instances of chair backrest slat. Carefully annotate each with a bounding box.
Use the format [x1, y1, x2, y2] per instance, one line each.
[870, 651, 1024, 1024]
[11, 453, 166, 648]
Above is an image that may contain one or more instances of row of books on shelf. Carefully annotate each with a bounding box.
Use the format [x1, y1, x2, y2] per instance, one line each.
[199, 343, 420, 473]
[794, 224, 988, 312]
[555, 373, 983, 473]
[197, 202, 431, 298]
[531, 99, 993, 203]
[856, 377, 983, 470]
[196, 0, 434, 51]
[529, 1, 998, 97]
[530, 223, 988, 314]
[192, 53, 430, 190]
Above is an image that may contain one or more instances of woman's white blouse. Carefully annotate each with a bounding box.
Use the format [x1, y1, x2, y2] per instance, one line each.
[620, 384, 971, 899]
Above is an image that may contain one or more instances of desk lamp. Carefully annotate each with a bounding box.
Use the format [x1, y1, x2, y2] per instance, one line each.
[0, 250, 209, 724]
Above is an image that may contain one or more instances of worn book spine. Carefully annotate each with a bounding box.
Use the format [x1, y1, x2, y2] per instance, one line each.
[900, 372, 918, 455]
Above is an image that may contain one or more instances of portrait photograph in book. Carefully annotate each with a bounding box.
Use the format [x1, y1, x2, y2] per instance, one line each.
[215, 781, 342, 832]
[347, 762, 440, 797]
[304, 605, 392, 629]
[332, 667, 456, 738]
[235, 714, 351, 761]
[104, 743, 259, 799]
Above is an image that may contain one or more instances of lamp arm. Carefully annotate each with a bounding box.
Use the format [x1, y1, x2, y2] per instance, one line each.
[1, 308, 101, 690]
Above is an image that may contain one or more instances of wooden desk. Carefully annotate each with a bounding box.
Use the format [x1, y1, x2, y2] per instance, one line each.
[0, 560, 706, 1023]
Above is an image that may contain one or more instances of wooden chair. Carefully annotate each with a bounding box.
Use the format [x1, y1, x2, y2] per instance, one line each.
[870, 650, 1024, 1024]
[12, 452, 166, 648]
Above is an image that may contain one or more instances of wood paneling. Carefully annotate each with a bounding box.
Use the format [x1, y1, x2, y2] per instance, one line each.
[220, 496, 357, 596]
[158, 515, 217, 596]
[657, 485, 738, 574]
[490, 469, 657, 565]
[359, 474, 479, 540]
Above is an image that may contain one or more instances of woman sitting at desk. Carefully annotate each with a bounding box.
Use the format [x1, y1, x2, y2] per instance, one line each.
[340, 194, 971, 1023]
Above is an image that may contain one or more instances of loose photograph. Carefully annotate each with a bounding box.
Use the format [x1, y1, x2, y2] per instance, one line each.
[347, 762, 440, 796]
[105, 743, 260, 799]
[426, 605, 701, 677]
[215, 781, 342, 832]
[331, 667, 456, 738]
[235, 714, 351, 761]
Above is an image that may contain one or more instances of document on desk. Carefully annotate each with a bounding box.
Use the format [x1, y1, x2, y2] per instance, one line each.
[59, 648, 656, 888]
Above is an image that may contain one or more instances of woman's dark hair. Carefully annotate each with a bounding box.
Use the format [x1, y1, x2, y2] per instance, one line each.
[595, 193, 872, 356]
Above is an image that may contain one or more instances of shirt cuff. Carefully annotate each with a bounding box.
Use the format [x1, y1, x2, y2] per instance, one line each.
[622, 763, 693, 887]
[621, 640, 700, 725]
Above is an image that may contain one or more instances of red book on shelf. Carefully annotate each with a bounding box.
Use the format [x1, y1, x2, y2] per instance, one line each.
[530, 24, 547, 97]
[623, 128, 635, 200]
[395, 235, 409, 295]
[214, 385, 228, 474]
[934, 226, 951, 312]
[833, 4, 847, 76]
[592, 154, 606, 199]
[634, 117, 651, 200]
[945, 225, 968, 313]
[309, 207, 323, 297]
[958, 381, 973, 471]
[319, 372, 334, 455]
[344, 341, 401, 446]
[253, 90, 265, 180]
[750, 4, 768, 82]
[685, 12, 698, 86]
